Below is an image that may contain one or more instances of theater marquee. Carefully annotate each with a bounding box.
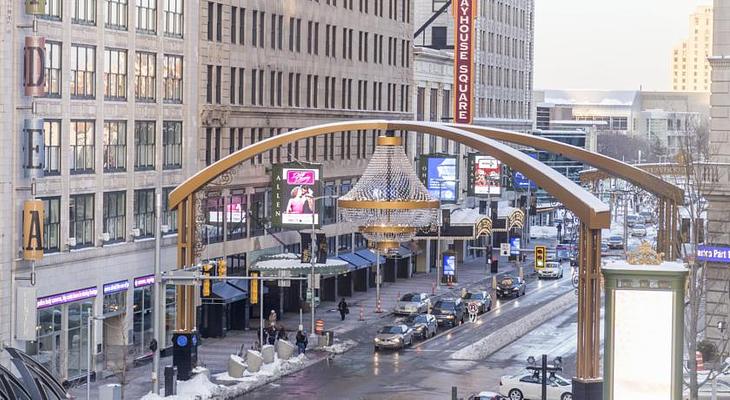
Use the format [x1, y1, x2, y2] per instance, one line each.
[453, 0, 475, 124]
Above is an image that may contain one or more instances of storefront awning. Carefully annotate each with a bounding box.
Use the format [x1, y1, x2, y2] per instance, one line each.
[338, 252, 370, 270]
[355, 249, 386, 265]
[251, 253, 350, 277]
[385, 246, 412, 259]
[210, 282, 248, 303]
[228, 278, 269, 295]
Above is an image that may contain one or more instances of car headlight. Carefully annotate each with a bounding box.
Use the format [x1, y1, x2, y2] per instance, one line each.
[374, 338, 381, 343]
[416, 326, 424, 331]
[447, 315, 454, 319]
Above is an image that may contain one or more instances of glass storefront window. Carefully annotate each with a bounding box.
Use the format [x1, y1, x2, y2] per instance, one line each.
[103, 291, 126, 315]
[165, 285, 177, 346]
[29, 305, 63, 378]
[133, 287, 153, 354]
[66, 300, 93, 378]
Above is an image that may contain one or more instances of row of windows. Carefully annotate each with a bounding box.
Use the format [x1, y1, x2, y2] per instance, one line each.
[206, 3, 410, 68]
[42, 0, 184, 37]
[205, 127, 409, 166]
[485, 66, 528, 90]
[207, 66, 411, 112]
[41, 187, 177, 252]
[43, 120, 182, 175]
[485, 32, 530, 60]
[44, 42, 183, 102]
[485, 0, 531, 29]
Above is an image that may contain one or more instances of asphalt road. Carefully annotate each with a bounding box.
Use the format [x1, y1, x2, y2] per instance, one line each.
[244, 272, 576, 399]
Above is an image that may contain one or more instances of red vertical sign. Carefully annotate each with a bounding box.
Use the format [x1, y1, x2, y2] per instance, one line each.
[454, 0, 475, 124]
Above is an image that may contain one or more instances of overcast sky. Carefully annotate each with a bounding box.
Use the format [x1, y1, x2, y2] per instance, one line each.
[534, 0, 712, 91]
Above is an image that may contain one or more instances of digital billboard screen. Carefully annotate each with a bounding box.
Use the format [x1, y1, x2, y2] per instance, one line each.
[423, 156, 458, 203]
[443, 254, 456, 276]
[272, 163, 322, 227]
[469, 154, 501, 196]
[510, 237, 521, 256]
[513, 151, 538, 191]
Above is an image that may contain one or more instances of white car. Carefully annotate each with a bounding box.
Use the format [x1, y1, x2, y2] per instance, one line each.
[631, 224, 647, 237]
[394, 292, 431, 315]
[537, 262, 563, 279]
[499, 372, 573, 400]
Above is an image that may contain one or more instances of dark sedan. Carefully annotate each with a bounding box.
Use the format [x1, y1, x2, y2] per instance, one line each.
[496, 275, 526, 299]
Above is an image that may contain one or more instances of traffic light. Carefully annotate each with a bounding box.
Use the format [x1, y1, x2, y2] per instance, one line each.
[202, 263, 214, 297]
[535, 246, 546, 270]
[217, 259, 227, 277]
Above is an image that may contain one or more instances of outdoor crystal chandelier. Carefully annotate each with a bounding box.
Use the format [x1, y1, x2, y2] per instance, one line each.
[338, 131, 440, 250]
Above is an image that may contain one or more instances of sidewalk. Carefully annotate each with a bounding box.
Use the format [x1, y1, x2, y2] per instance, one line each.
[69, 254, 517, 399]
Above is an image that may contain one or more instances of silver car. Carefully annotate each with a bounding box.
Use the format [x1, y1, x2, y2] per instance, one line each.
[463, 290, 492, 314]
[394, 292, 431, 315]
[537, 262, 563, 279]
[405, 313, 437, 340]
[374, 324, 413, 351]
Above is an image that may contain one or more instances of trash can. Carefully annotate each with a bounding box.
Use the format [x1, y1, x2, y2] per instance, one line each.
[164, 365, 177, 397]
[323, 330, 334, 346]
[99, 384, 121, 400]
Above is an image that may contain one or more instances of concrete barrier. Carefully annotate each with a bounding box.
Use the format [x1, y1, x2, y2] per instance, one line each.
[228, 355, 246, 378]
[246, 350, 263, 373]
[277, 340, 296, 360]
[261, 344, 275, 364]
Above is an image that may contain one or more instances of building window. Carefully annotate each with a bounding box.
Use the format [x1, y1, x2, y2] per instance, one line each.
[70, 45, 96, 98]
[104, 48, 127, 100]
[134, 189, 155, 238]
[41, 197, 61, 252]
[205, 127, 221, 165]
[164, 0, 184, 37]
[135, 51, 156, 101]
[162, 54, 183, 102]
[70, 120, 95, 173]
[104, 0, 128, 29]
[227, 190, 247, 240]
[103, 191, 126, 242]
[161, 187, 177, 233]
[163, 121, 182, 169]
[136, 0, 157, 34]
[103, 120, 126, 172]
[134, 121, 155, 170]
[69, 194, 95, 248]
[41, 0, 63, 20]
[43, 120, 61, 175]
[44, 41, 62, 97]
[73, 0, 96, 25]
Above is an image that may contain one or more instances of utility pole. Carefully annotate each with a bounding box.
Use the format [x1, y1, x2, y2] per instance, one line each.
[152, 193, 162, 394]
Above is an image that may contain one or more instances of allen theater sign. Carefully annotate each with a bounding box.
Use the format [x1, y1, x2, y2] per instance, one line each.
[454, 0, 475, 124]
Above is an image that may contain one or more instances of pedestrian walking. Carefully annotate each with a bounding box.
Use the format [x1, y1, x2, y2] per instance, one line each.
[338, 298, 349, 321]
[266, 325, 277, 346]
[296, 325, 308, 355]
[268, 309, 278, 327]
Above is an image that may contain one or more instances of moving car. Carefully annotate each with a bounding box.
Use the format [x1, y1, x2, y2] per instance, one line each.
[373, 324, 413, 351]
[537, 261, 563, 279]
[432, 298, 466, 327]
[405, 313, 437, 340]
[499, 372, 573, 400]
[607, 235, 624, 249]
[463, 290, 492, 314]
[467, 392, 507, 400]
[640, 211, 655, 224]
[496, 275, 526, 299]
[394, 292, 431, 315]
[631, 223, 647, 237]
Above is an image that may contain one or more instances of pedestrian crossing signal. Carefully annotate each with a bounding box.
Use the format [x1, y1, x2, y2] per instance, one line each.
[535, 246, 546, 270]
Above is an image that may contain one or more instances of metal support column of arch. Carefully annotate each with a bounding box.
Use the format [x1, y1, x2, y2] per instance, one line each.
[657, 198, 666, 258]
[175, 194, 197, 331]
[574, 223, 603, 398]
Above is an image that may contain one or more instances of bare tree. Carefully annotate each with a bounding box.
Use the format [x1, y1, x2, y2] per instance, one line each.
[597, 132, 653, 163]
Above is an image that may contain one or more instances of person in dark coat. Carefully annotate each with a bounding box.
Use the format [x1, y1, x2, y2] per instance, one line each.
[338, 298, 349, 321]
[266, 325, 277, 345]
[295, 325, 308, 355]
[277, 325, 288, 341]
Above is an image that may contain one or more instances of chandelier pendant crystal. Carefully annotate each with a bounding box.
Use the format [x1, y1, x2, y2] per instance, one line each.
[338, 132, 440, 250]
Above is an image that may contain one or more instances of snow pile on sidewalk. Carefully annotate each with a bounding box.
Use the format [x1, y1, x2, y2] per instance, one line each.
[530, 225, 557, 239]
[320, 338, 358, 354]
[140, 373, 223, 400]
[211, 353, 309, 396]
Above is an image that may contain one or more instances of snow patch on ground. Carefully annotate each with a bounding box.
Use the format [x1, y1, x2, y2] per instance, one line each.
[320, 338, 358, 354]
[140, 373, 223, 400]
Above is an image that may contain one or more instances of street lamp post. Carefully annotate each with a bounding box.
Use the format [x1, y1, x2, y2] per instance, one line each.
[309, 194, 337, 335]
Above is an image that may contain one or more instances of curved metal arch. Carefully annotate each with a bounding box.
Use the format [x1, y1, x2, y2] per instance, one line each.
[451, 124, 685, 204]
[170, 120, 610, 229]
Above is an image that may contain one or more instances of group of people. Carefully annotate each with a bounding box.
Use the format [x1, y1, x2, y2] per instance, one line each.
[262, 310, 310, 355]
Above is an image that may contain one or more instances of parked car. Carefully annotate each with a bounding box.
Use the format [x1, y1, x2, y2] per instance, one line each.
[601, 242, 609, 254]
[631, 223, 647, 237]
[537, 261, 563, 279]
[639, 211, 655, 224]
[394, 292, 431, 315]
[463, 290, 492, 313]
[404, 313, 437, 340]
[432, 298, 466, 327]
[496, 275, 526, 299]
[373, 324, 413, 351]
[467, 392, 507, 400]
[607, 235, 624, 249]
[499, 372, 573, 400]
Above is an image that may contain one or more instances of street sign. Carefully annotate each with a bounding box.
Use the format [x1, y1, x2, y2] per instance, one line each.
[308, 273, 321, 289]
[467, 302, 479, 315]
[500, 243, 510, 257]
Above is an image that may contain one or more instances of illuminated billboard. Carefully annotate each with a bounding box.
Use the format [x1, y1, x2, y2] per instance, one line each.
[513, 152, 538, 190]
[443, 254, 456, 276]
[453, 0, 475, 124]
[272, 163, 322, 227]
[419, 155, 458, 203]
[467, 154, 501, 196]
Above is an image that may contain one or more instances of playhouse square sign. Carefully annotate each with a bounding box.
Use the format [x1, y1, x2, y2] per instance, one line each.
[696, 245, 730, 263]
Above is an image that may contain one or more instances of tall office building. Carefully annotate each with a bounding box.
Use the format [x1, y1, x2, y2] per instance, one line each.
[672, 5, 713, 92]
